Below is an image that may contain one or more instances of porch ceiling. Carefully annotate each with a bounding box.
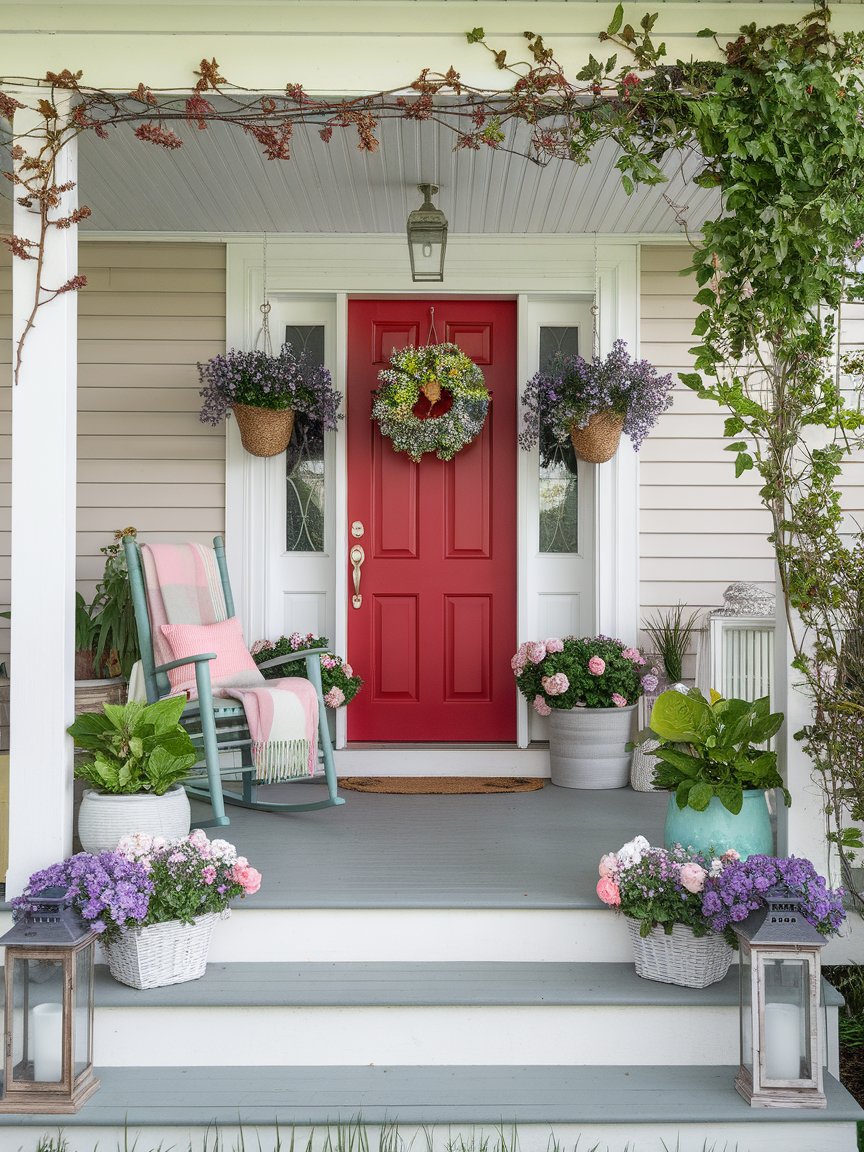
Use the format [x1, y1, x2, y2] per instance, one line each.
[59, 113, 719, 236]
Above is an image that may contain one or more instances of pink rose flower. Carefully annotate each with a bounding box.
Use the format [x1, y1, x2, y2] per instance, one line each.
[588, 656, 606, 676]
[721, 849, 740, 862]
[544, 638, 564, 654]
[541, 672, 570, 697]
[232, 862, 262, 895]
[532, 694, 551, 717]
[324, 686, 345, 708]
[621, 647, 641, 662]
[527, 641, 547, 664]
[510, 650, 527, 675]
[598, 853, 618, 878]
[342, 663, 353, 679]
[679, 863, 707, 894]
[596, 876, 621, 906]
[611, 693, 628, 708]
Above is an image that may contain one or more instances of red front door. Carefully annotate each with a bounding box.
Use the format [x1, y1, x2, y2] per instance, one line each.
[347, 299, 517, 742]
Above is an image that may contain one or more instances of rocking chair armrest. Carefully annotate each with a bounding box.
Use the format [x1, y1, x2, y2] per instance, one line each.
[256, 647, 328, 671]
[155, 652, 217, 674]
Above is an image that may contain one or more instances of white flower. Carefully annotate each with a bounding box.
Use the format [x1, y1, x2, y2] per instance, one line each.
[616, 834, 650, 868]
[709, 858, 724, 878]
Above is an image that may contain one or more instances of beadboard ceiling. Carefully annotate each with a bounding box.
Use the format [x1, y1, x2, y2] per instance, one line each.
[0, 112, 719, 235]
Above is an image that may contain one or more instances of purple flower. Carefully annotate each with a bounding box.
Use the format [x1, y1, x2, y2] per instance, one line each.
[518, 339, 673, 455]
[701, 855, 845, 939]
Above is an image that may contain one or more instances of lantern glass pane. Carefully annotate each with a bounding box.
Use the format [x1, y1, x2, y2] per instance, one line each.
[73, 944, 94, 1077]
[740, 947, 753, 1075]
[410, 237, 443, 281]
[763, 957, 812, 1082]
[10, 956, 64, 1084]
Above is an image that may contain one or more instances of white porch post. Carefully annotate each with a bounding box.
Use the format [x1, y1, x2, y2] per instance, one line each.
[6, 95, 79, 896]
[774, 596, 830, 877]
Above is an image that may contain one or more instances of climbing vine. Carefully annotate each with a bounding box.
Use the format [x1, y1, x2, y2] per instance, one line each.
[5, 3, 864, 896]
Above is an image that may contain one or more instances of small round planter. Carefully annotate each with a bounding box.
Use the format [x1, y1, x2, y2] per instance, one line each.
[102, 912, 221, 989]
[569, 410, 624, 464]
[547, 704, 637, 789]
[663, 788, 773, 860]
[627, 919, 733, 988]
[77, 784, 192, 854]
[231, 402, 295, 457]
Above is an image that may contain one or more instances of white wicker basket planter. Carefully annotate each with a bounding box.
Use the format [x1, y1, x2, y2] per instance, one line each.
[77, 784, 191, 854]
[626, 919, 734, 988]
[102, 912, 221, 989]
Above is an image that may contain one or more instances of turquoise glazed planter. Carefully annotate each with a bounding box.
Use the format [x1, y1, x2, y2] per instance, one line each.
[663, 788, 773, 859]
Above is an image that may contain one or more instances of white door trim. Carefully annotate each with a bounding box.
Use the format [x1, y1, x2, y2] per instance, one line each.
[226, 236, 639, 759]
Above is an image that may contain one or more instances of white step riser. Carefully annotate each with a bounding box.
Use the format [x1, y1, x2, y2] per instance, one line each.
[0, 1121, 855, 1152]
[205, 909, 636, 963]
[3, 911, 861, 965]
[94, 1003, 742, 1066]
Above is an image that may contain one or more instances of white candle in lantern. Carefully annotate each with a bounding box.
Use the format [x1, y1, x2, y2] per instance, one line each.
[31, 1002, 63, 1082]
[764, 1001, 801, 1080]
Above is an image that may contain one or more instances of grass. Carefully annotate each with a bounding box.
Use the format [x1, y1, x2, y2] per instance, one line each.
[641, 605, 701, 685]
[27, 1125, 754, 1152]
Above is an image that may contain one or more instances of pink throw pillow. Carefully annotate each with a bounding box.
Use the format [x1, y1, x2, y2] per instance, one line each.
[160, 617, 261, 697]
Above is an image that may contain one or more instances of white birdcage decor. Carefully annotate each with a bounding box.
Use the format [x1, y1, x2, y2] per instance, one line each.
[734, 889, 827, 1109]
[0, 889, 100, 1113]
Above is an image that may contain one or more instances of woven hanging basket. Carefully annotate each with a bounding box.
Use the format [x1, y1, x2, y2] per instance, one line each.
[231, 403, 295, 457]
[569, 410, 625, 464]
[626, 919, 733, 988]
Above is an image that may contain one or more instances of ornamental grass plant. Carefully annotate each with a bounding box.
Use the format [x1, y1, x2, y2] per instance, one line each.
[13, 830, 262, 944]
[512, 634, 654, 716]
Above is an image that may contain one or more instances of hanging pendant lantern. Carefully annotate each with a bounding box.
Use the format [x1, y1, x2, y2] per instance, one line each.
[407, 184, 448, 282]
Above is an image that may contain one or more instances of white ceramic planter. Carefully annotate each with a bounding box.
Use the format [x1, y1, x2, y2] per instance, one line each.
[77, 784, 192, 854]
[547, 704, 637, 789]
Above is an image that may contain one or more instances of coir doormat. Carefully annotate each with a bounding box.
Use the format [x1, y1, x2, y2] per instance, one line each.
[338, 776, 545, 795]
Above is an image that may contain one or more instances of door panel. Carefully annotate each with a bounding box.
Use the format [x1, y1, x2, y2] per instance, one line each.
[347, 299, 517, 742]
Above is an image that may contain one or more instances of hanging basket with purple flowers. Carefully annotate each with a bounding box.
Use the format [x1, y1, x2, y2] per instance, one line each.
[519, 339, 674, 464]
[198, 344, 343, 458]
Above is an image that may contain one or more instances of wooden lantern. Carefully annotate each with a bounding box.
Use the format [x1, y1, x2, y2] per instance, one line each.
[734, 889, 827, 1109]
[0, 888, 100, 1113]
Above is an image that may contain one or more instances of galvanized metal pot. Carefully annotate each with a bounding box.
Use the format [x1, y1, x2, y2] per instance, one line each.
[547, 704, 637, 789]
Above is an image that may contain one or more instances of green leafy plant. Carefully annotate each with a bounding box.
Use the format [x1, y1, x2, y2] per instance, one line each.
[74, 528, 141, 680]
[639, 688, 790, 815]
[642, 604, 700, 684]
[67, 696, 198, 795]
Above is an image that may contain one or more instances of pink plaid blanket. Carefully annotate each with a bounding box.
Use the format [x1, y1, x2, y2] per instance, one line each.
[141, 543, 318, 782]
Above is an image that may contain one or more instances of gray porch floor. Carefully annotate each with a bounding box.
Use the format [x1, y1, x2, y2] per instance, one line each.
[190, 780, 669, 909]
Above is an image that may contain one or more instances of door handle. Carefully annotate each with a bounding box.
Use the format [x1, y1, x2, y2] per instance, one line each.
[350, 545, 365, 608]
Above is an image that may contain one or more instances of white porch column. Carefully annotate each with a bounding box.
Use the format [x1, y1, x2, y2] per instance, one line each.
[6, 95, 79, 896]
[774, 596, 830, 878]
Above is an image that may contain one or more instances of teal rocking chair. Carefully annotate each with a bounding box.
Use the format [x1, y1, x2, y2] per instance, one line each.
[123, 534, 345, 827]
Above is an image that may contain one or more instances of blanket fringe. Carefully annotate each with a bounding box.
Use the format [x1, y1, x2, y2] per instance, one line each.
[251, 739, 313, 784]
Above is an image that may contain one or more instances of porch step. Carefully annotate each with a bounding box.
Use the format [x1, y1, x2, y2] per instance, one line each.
[0, 1064, 859, 1152]
[88, 961, 843, 1069]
